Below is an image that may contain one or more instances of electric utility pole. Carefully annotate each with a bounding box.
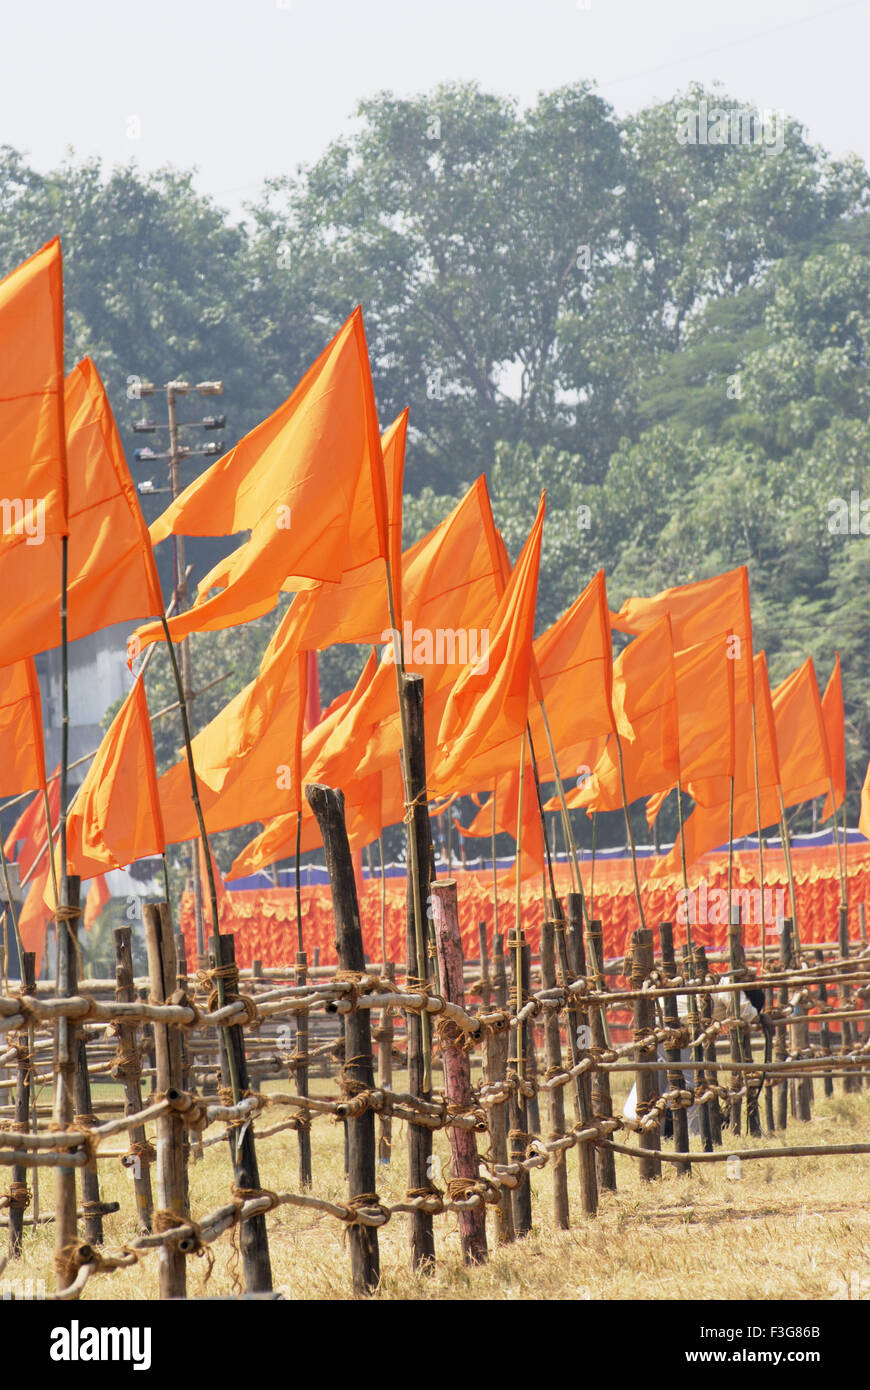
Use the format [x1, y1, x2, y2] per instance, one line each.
[130, 378, 225, 959]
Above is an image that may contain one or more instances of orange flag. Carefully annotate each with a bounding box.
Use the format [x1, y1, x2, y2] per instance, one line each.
[645, 633, 736, 826]
[461, 764, 545, 882]
[18, 864, 53, 975]
[0, 238, 67, 551]
[567, 615, 680, 814]
[432, 493, 546, 792]
[83, 874, 111, 930]
[859, 759, 870, 841]
[61, 677, 165, 879]
[820, 653, 846, 820]
[0, 358, 163, 666]
[134, 307, 388, 648]
[292, 408, 408, 650]
[5, 767, 60, 882]
[611, 565, 754, 706]
[0, 658, 47, 796]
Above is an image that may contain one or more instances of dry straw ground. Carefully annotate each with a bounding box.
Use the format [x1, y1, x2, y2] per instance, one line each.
[10, 1075, 870, 1301]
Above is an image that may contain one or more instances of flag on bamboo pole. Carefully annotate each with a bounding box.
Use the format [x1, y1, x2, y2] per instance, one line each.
[821, 652, 846, 820]
[564, 615, 680, 814]
[83, 874, 111, 930]
[0, 238, 67, 553]
[0, 658, 47, 796]
[18, 864, 52, 974]
[859, 759, 870, 841]
[650, 652, 826, 877]
[133, 307, 389, 650]
[610, 565, 754, 705]
[306, 475, 505, 786]
[290, 408, 408, 651]
[430, 493, 546, 793]
[644, 632, 737, 826]
[58, 676, 165, 880]
[459, 764, 546, 881]
[4, 766, 60, 882]
[0, 358, 163, 666]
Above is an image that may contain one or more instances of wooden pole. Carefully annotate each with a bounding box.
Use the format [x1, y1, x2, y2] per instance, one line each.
[295, 949, 313, 1187]
[561, 895, 598, 1215]
[53, 873, 81, 1294]
[478, 921, 492, 1012]
[587, 920, 616, 1191]
[143, 902, 186, 1301]
[658, 922, 690, 1173]
[112, 927, 153, 1232]
[815, 950, 835, 1098]
[215, 931, 273, 1291]
[540, 921, 570, 1229]
[487, 933, 515, 1243]
[683, 942, 713, 1151]
[7, 950, 35, 1258]
[375, 960, 394, 1165]
[73, 1007, 104, 1247]
[507, 928, 533, 1236]
[306, 784, 380, 1295]
[694, 944, 722, 1146]
[838, 904, 860, 1095]
[399, 674, 436, 1271]
[775, 918, 791, 1131]
[431, 881, 488, 1264]
[630, 927, 661, 1180]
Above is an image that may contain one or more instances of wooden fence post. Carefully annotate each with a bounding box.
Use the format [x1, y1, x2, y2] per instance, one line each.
[839, 904, 860, 1094]
[7, 950, 35, 1257]
[587, 920, 616, 1192]
[113, 926, 154, 1232]
[693, 944, 722, 1146]
[144, 902, 186, 1301]
[522, 938, 542, 1138]
[815, 950, 835, 1098]
[631, 928, 661, 1180]
[658, 922, 690, 1173]
[478, 921, 492, 1012]
[295, 949, 313, 1187]
[431, 881, 488, 1264]
[486, 933, 515, 1243]
[507, 928, 534, 1235]
[53, 875, 81, 1294]
[215, 931, 273, 1291]
[400, 673, 437, 1271]
[776, 918, 791, 1131]
[540, 921, 570, 1229]
[559, 896, 598, 1216]
[375, 961, 394, 1165]
[307, 783, 380, 1296]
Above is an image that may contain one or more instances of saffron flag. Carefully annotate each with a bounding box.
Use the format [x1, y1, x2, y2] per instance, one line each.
[18, 864, 53, 974]
[0, 238, 67, 551]
[0, 357, 164, 666]
[0, 658, 47, 796]
[432, 493, 546, 792]
[134, 307, 388, 648]
[821, 653, 846, 820]
[4, 767, 60, 882]
[566, 615, 680, 814]
[645, 633, 737, 826]
[83, 874, 111, 930]
[611, 565, 754, 705]
[61, 677, 165, 879]
[859, 759, 870, 841]
[461, 762, 546, 882]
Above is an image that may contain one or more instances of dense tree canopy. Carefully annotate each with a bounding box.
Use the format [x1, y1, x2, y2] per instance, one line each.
[3, 77, 869, 856]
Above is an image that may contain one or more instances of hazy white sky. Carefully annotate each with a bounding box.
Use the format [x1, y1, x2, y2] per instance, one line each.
[1, 0, 867, 214]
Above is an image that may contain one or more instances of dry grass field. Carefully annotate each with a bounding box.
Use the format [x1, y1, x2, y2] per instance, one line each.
[8, 1070, 870, 1301]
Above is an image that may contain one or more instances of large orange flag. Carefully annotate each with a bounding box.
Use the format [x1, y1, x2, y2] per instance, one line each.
[651, 652, 825, 877]
[18, 864, 53, 974]
[645, 633, 736, 826]
[5, 767, 60, 882]
[0, 238, 67, 551]
[460, 762, 546, 882]
[60, 677, 165, 880]
[83, 874, 111, 930]
[820, 653, 846, 820]
[859, 759, 870, 841]
[611, 565, 754, 706]
[0, 357, 163, 666]
[566, 615, 680, 814]
[0, 658, 47, 796]
[431, 493, 546, 792]
[134, 307, 388, 648]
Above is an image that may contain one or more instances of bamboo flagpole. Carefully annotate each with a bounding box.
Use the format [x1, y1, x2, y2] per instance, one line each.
[750, 701, 768, 969]
[295, 810, 303, 955]
[614, 729, 646, 932]
[491, 788, 499, 943]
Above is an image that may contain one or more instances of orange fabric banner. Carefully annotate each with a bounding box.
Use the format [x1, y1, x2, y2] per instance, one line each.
[0, 658, 47, 797]
[432, 493, 545, 792]
[60, 677, 165, 881]
[0, 238, 67, 552]
[83, 874, 111, 930]
[182, 841, 870, 972]
[611, 565, 754, 706]
[645, 632, 736, 826]
[4, 768, 59, 881]
[18, 864, 53, 976]
[0, 357, 163, 666]
[136, 307, 388, 648]
[821, 653, 846, 820]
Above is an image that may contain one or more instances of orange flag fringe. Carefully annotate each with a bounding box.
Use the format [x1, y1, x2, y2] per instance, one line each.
[0, 658, 47, 796]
